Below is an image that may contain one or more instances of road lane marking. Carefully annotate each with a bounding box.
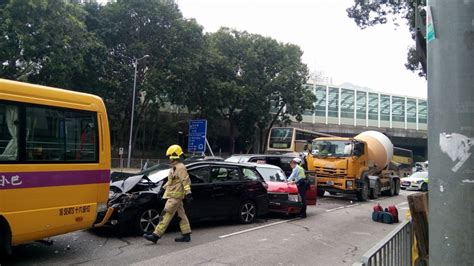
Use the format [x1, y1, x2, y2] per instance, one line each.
[218, 219, 298, 239]
[326, 206, 345, 212]
[352, 232, 371, 236]
[314, 238, 336, 248]
[325, 203, 361, 212]
[346, 203, 361, 208]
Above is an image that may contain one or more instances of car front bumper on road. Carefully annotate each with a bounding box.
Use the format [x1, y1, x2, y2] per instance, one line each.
[93, 207, 115, 227]
[269, 201, 302, 215]
[268, 193, 302, 215]
[401, 181, 423, 190]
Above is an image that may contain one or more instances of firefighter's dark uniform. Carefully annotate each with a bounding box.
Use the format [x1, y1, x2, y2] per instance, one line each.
[153, 161, 192, 237]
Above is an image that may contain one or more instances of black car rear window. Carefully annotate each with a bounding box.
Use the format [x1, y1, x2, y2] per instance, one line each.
[242, 168, 260, 181]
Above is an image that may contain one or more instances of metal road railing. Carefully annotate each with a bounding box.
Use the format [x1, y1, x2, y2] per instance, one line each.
[111, 158, 161, 170]
[359, 220, 413, 266]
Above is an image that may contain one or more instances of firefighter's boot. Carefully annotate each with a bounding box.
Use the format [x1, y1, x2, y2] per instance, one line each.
[143, 233, 160, 244]
[175, 233, 191, 242]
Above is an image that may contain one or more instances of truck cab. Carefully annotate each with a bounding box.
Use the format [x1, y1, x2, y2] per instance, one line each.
[307, 137, 369, 197]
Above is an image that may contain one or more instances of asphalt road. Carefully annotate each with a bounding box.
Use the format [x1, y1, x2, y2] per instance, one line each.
[2, 190, 415, 266]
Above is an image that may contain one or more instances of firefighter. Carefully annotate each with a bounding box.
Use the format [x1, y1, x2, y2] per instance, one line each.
[143, 144, 193, 243]
[287, 158, 309, 218]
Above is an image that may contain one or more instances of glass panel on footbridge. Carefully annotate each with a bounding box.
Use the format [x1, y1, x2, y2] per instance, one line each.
[407, 98, 417, 129]
[315, 86, 327, 123]
[392, 96, 405, 128]
[340, 89, 354, 125]
[368, 93, 379, 127]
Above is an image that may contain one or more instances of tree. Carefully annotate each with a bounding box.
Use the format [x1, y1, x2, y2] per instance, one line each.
[0, 0, 314, 156]
[84, 0, 205, 153]
[346, 0, 427, 77]
[199, 28, 314, 153]
[0, 0, 103, 88]
[248, 41, 314, 152]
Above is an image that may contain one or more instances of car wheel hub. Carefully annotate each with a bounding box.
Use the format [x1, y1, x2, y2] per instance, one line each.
[241, 203, 256, 222]
[140, 209, 160, 233]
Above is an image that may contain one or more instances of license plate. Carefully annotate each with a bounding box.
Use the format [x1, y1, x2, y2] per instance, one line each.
[402, 182, 410, 186]
[326, 181, 334, 186]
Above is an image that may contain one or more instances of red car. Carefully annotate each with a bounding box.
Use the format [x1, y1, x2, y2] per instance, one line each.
[253, 164, 317, 215]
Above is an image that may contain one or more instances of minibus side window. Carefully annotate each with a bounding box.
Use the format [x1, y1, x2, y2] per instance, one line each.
[0, 103, 19, 161]
[25, 105, 98, 163]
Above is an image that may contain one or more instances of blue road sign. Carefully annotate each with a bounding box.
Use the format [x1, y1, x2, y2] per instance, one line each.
[188, 119, 207, 153]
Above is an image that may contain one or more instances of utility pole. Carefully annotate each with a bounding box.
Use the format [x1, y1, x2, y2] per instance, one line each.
[428, 1, 474, 265]
[127, 55, 149, 169]
[127, 58, 138, 169]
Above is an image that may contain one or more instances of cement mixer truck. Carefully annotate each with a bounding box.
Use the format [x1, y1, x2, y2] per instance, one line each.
[305, 131, 400, 201]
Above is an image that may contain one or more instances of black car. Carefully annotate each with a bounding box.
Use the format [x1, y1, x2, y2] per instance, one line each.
[225, 154, 300, 176]
[100, 161, 269, 234]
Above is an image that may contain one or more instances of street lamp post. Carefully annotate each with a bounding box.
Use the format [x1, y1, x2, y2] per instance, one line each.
[127, 55, 149, 168]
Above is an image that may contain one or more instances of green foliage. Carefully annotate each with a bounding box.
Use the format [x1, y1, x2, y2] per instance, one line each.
[196, 28, 313, 153]
[0, 0, 312, 155]
[347, 0, 427, 77]
[83, 0, 205, 150]
[0, 0, 102, 88]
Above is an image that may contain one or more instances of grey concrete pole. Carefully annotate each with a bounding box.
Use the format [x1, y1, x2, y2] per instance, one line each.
[428, 1, 474, 265]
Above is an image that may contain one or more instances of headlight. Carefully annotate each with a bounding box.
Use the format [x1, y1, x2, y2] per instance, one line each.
[288, 194, 301, 202]
[96, 203, 108, 213]
[346, 180, 353, 188]
[109, 190, 115, 198]
[416, 180, 424, 184]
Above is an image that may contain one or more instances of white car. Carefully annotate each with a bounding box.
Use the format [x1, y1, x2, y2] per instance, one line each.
[400, 171, 429, 191]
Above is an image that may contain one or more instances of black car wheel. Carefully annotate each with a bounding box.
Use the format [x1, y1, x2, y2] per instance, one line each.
[136, 208, 160, 234]
[238, 201, 257, 224]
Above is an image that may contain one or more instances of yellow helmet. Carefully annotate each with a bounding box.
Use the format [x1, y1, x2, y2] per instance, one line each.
[166, 144, 183, 160]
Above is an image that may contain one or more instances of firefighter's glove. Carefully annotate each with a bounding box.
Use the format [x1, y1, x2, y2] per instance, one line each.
[185, 193, 193, 203]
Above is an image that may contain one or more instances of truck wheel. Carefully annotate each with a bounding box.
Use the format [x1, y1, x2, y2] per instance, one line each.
[385, 179, 396, 196]
[394, 179, 400, 195]
[369, 180, 380, 199]
[357, 180, 369, 202]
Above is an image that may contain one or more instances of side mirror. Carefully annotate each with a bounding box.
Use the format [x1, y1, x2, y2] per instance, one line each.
[354, 148, 362, 157]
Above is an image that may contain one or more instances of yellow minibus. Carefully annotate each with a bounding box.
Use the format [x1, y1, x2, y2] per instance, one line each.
[0, 79, 112, 255]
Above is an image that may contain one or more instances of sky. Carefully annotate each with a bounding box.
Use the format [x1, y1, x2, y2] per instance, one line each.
[176, 0, 427, 98]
